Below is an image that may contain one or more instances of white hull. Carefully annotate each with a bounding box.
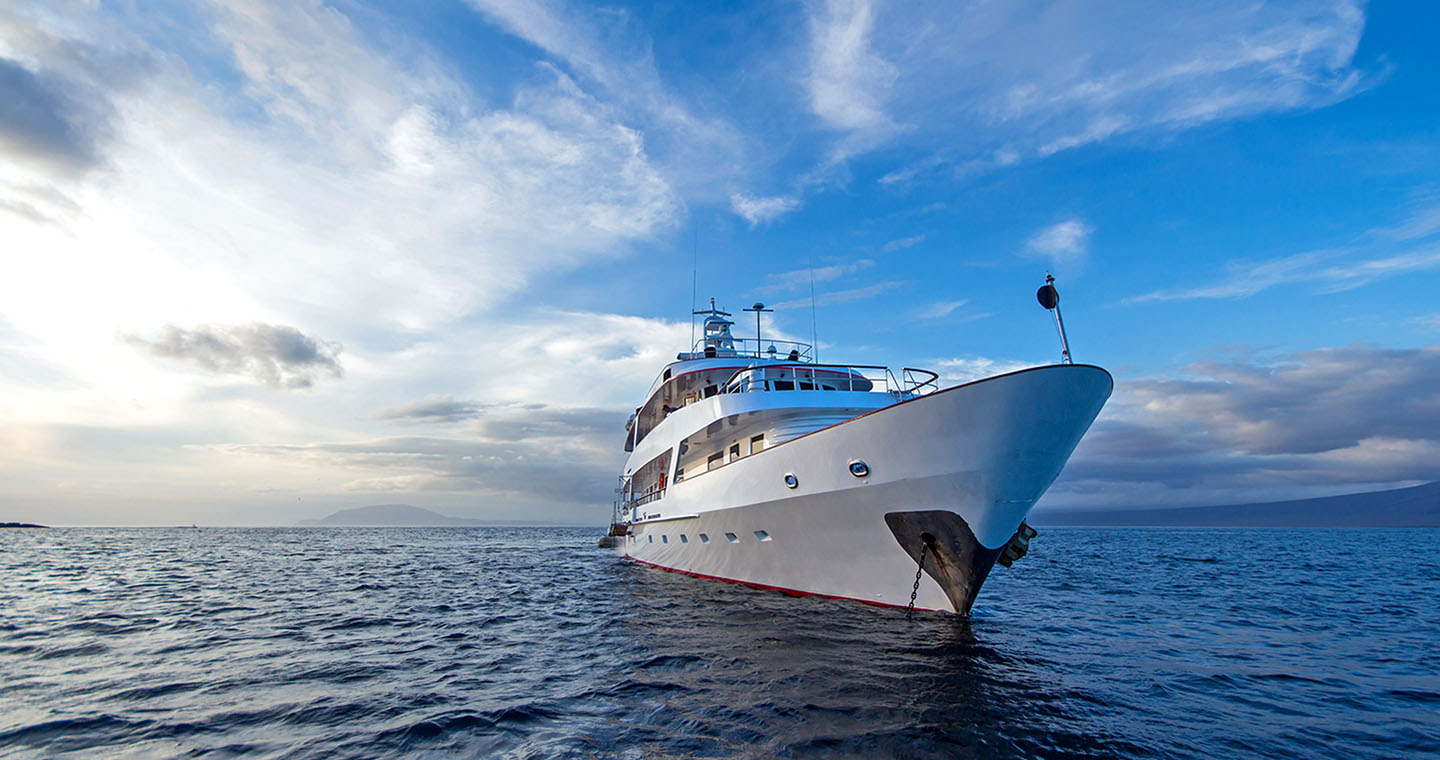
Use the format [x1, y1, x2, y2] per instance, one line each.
[618, 364, 1113, 614]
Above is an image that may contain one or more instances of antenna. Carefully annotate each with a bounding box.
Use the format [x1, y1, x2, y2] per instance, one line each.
[1036, 271, 1072, 364]
[808, 257, 819, 363]
[743, 302, 773, 359]
[690, 227, 698, 351]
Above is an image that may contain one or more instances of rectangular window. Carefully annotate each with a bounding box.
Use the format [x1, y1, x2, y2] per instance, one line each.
[729, 443, 741, 462]
[648, 535, 653, 543]
[750, 435, 765, 454]
[703, 384, 718, 398]
[662, 535, 668, 544]
[683, 393, 698, 406]
[799, 381, 816, 390]
[674, 468, 684, 482]
[724, 532, 739, 543]
[680, 535, 688, 543]
[707, 452, 724, 471]
[754, 530, 772, 542]
[699, 533, 710, 544]
[773, 380, 795, 391]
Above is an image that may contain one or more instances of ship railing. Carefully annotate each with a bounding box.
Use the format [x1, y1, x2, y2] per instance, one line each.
[622, 488, 666, 511]
[681, 337, 814, 361]
[721, 363, 940, 398]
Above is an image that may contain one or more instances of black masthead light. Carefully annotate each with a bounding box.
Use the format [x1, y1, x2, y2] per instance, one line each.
[1037, 282, 1059, 310]
[1037, 272, 1072, 364]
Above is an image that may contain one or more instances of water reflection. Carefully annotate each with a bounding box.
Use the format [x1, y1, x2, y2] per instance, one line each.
[602, 560, 1132, 758]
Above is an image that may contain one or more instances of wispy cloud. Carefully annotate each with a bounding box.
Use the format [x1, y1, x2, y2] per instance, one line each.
[730, 192, 800, 226]
[1127, 246, 1440, 303]
[773, 281, 903, 310]
[756, 259, 873, 295]
[1023, 218, 1092, 266]
[882, 234, 924, 252]
[913, 300, 969, 321]
[800, 1, 1370, 176]
[463, 0, 747, 201]
[805, 0, 896, 136]
[1411, 314, 1440, 332]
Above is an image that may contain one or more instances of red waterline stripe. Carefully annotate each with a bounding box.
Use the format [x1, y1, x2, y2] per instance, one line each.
[624, 555, 946, 614]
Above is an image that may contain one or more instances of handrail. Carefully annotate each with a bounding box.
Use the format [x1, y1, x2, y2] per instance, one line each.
[687, 336, 814, 361]
[901, 367, 940, 395]
[624, 488, 665, 510]
[719, 362, 939, 397]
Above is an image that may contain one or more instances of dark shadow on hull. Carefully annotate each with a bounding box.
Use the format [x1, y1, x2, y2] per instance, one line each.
[885, 510, 1004, 615]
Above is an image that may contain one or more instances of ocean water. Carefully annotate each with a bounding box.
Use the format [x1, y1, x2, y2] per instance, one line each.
[1, 527, 1437, 759]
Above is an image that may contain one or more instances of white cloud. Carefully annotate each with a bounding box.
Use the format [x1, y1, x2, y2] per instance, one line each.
[1128, 246, 1440, 303]
[772, 281, 904, 310]
[1024, 218, 1092, 266]
[729, 192, 801, 226]
[913, 300, 967, 320]
[800, 0, 1369, 174]
[882, 234, 924, 252]
[929, 356, 1036, 385]
[463, 0, 748, 201]
[806, 0, 897, 135]
[756, 259, 874, 295]
[0, 3, 691, 523]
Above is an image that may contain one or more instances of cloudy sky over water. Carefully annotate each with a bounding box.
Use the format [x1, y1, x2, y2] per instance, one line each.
[2, 0, 1438, 525]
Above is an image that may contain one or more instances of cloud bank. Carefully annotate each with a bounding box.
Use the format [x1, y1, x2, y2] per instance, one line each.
[1052, 344, 1440, 506]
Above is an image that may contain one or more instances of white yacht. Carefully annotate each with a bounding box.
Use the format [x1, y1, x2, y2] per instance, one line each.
[606, 284, 1111, 615]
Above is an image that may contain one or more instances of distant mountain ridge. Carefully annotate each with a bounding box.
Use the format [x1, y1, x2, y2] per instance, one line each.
[297, 504, 572, 527]
[1032, 481, 1440, 527]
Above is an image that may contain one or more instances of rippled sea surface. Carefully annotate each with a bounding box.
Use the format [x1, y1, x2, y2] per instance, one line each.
[2, 527, 1437, 759]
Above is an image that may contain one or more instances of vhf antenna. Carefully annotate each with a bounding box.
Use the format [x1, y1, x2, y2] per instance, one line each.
[1036, 272, 1072, 364]
[743, 302, 773, 359]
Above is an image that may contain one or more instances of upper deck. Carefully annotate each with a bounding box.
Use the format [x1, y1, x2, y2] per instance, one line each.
[623, 304, 939, 453]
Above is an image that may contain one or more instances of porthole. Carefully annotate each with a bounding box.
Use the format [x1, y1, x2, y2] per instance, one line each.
[783, 472, 798, 489]
[848, 460, 870, 478]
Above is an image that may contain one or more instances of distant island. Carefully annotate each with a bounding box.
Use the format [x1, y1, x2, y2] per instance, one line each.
[1032, 481, 1440, 528]
[0, 522, 47, 528]
[297, 504, 579, 527]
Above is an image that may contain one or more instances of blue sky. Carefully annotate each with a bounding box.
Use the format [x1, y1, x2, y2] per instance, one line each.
[2, 0, 1438, 524]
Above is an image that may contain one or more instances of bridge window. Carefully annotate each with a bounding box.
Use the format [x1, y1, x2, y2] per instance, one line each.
[750, 435, 765, 454]
[707, 452, 724, 471]
[773, 380, 794, 391]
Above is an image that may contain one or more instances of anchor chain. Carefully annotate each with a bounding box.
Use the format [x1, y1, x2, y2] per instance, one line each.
[904, 541, 929, 621]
